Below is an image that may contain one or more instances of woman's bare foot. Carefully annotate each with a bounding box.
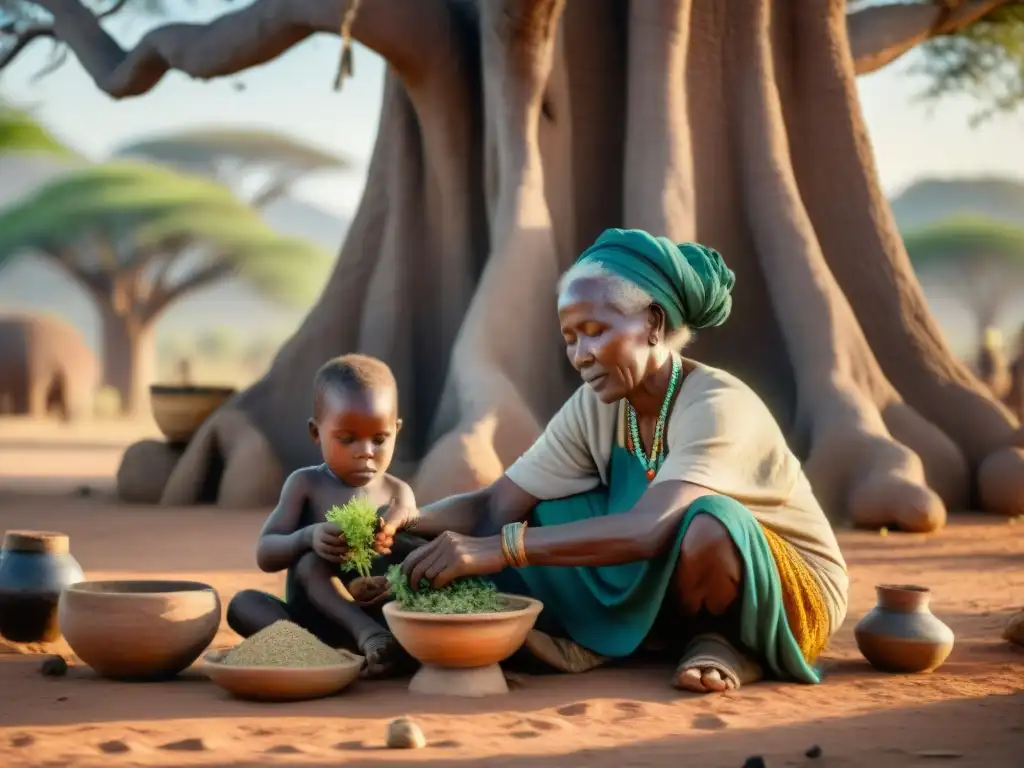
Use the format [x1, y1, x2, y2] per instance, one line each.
[672, 633, 762, 694]
[674, 663, 737, 692]
[357, 630, 404, 678]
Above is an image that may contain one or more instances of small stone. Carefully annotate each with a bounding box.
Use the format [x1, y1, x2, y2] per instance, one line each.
[160, 737, 207, 752]
[1004, 611, 1024, 647]
[98, 739, 130, 754]
[805, 744, 822, 759]
[56, 696, 68, 702]
[914, 750, 963, 759]
[742, 758, 766, 768]
[40, 655, 68, 677]
[386, 717, 426, 749]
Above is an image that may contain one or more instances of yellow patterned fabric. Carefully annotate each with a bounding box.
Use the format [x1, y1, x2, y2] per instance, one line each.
[760, 524, 830, 664]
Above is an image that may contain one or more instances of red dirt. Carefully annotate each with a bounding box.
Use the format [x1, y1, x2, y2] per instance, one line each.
[0, 493, 1021, 767]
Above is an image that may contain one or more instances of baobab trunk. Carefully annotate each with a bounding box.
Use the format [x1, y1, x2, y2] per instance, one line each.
[74, 0, 1021, 527]
[98, 306, 153, 416]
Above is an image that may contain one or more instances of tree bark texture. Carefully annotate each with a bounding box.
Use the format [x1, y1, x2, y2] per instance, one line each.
[98, 305, 153, 416]
[63, 0, 1021, 527]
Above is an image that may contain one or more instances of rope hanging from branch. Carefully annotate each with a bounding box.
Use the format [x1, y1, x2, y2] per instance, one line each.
[333, 0, 363, 91]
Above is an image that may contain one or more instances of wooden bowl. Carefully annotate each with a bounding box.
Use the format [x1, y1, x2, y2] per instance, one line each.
[58, 580, 221, 680]
[149, 385, 236, 444]
[383, 595, 542, 696]
[201, 648, 363, 702]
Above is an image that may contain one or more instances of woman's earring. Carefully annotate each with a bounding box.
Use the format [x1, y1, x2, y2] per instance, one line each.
[649, 334, 658, 346]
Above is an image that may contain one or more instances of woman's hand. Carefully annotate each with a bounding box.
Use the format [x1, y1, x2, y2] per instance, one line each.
[401, 531, 506, 590]
[373, 499, 417, 555]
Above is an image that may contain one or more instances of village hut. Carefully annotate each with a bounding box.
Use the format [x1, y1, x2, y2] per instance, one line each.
[0, 313, 98, 420]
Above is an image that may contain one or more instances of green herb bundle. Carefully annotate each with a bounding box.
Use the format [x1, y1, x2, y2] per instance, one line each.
[386, 564, 508, 614]
[325, 497, 379, 578]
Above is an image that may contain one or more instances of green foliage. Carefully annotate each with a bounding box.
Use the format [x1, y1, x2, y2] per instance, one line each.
[0, 160, 333, 308]
[904, 215, 1024, 267]
[325, 498, 380, 579]
[385, 564, 509, 615]
[0, 103, 74, 157]
[914, 4, 1024, 124]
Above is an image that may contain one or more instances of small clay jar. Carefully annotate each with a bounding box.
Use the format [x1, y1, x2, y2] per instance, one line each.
[854, 584, 954, 674]
[0, 531, 85, 643]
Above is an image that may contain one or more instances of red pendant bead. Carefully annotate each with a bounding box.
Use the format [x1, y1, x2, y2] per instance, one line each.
[646, 469, 656, 481]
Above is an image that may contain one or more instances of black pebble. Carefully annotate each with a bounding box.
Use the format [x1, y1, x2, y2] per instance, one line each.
[40, 656, 68, 677]
[743, 758, 766, 768]
[806, 745, 823, 759]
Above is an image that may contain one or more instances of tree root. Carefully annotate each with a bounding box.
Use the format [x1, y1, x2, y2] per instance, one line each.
[161, 407, 283, 508]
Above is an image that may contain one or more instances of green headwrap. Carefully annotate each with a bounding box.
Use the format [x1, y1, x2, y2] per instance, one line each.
[573, 228, 736, 330]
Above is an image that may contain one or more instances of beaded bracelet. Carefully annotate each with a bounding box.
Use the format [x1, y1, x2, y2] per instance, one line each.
[500, 521, 529, 568]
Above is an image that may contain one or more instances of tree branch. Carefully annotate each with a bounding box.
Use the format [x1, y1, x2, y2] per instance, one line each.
[143, 258, 233, 321]
[17, 0, 452, 97]
[849, 0, 1017, 76]
[0, 0, 127, 71]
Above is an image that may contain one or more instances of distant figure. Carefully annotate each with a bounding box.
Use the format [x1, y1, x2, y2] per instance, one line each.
[977, 326, 1011, 401]
[177, 357, 193, 386]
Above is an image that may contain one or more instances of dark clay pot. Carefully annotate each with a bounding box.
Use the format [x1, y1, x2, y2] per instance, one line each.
[0, 531, 85, 644]
[854, 584, 954, 674]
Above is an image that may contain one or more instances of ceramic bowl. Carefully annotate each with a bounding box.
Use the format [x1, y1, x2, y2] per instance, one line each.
[201, 648, 364, 702]
[58, 580, 221, 680]
[150, 385, 236, 444]
[383, 594, 543, 668]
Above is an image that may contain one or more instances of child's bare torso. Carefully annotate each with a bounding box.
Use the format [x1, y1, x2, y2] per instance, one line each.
[301, 464, 403, 525]
[284, 464, 407, 603]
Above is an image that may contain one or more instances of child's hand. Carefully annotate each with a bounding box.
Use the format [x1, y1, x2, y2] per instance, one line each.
[311, 521, 347, 563]
[374, 499, 417, 555]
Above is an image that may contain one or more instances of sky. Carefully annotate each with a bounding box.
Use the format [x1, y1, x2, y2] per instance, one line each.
[2, 4, 1023, 221]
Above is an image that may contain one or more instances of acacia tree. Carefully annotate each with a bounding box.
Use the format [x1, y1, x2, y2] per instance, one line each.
[4, 0, 1024, 529]
[114, 127, 353, 209]
[905, 216, 1024, 344]
[0, 161, 331, 413]
[0, 102, 74, 155]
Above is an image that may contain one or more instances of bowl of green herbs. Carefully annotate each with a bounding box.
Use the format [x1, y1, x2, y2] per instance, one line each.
[382, 565, 543, 697]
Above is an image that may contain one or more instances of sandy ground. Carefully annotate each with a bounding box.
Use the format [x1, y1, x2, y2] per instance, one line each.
[0, 425, 1022, 768]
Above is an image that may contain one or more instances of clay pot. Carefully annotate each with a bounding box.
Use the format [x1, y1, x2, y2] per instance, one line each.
[58, 580, 221, 680]
[854, 584, 954, 674]
[150, 385, 235, 444]
[383, 595, 542, 697]
[0, 531, 84, 644]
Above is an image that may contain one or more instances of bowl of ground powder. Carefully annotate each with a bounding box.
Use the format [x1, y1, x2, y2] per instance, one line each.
[201, 620, 363, 701]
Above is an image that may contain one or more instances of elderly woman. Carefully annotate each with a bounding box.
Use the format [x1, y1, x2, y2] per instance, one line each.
[376, 228, 848, 692]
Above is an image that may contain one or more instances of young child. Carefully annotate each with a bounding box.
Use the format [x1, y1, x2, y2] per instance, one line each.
[226, 353, 419, 677]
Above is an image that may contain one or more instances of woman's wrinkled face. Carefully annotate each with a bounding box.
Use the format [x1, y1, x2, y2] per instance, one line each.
[558, 277, 659, 403]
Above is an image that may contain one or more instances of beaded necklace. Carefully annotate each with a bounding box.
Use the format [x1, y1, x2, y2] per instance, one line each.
[626, 355, 682, 481]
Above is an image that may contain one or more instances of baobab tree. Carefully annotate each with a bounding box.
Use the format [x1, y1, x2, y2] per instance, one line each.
[0, 161, 331, 413]
[3, 0, 1023, 531]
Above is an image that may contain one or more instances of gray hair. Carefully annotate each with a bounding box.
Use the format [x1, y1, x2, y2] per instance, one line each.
[557, 261, 693, 351]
